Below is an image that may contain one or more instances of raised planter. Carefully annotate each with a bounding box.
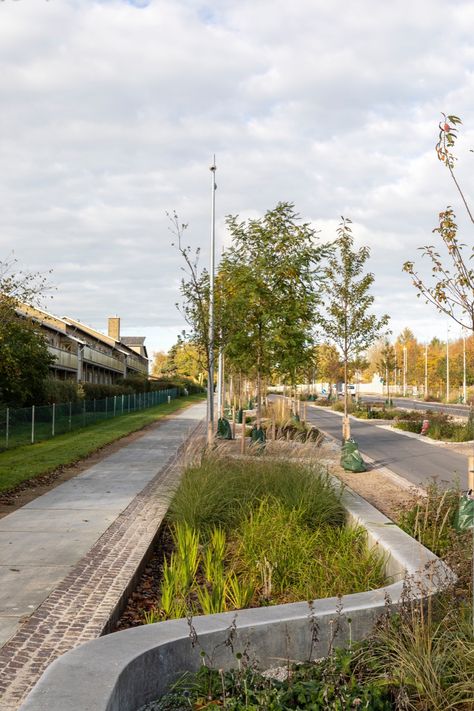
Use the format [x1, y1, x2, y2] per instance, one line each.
[20, 483, 454, 711]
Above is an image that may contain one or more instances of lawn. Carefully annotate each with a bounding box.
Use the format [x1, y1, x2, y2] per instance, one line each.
[0, 393, 205, 493]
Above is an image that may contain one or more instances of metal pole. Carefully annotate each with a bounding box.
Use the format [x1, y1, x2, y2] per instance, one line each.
[52, 402, 55, 437]
[424, 344, 428, 398]
[5, 407, 9, 449]
[217, 347, 223, 419]
[463, 331, 467, 403]
[207, 157, 217, 445]
[403, 346, 407, 396]
[31, 405, 35, 444]
[446, 327, 450, 402]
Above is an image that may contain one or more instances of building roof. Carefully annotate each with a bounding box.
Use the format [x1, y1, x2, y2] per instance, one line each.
[121, 336, 146, 346]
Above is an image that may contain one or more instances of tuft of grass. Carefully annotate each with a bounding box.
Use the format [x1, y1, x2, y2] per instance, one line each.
[0, 394, 205, 493]
[167, 456, 345, 536]
[359, 598, 474, 711]
[232, 497, 386, 602]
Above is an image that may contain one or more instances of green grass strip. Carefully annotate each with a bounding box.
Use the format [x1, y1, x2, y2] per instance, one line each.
[0, 394, 205, 493]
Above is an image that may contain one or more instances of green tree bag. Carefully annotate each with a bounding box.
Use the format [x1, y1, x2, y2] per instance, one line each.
[340, 438, 366, 473]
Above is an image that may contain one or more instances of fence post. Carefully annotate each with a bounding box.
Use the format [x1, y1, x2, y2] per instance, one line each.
[69, 401, 72, 431]
[83, 400, 86, 426]
[31, 405, 35, 444]
[52, 403, 56, 437]
[105, 397, 108, 418]
[122, 394, 124, 414]
[114, 396, 117, 418]
[5, 407, 9, 449]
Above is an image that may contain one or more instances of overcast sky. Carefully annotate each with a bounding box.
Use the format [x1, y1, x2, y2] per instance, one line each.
[1, 0, 473, 359]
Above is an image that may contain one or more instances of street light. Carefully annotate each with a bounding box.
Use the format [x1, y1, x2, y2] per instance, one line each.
[463, 328, 467, 403]
[424, 344, 428, 398]
[207, 157, 217, 445]
[403, 345, 407, 396]
[446, 325, 450, 403]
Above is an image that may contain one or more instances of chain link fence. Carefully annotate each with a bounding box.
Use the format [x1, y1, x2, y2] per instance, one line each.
[0, 388, 178, 452]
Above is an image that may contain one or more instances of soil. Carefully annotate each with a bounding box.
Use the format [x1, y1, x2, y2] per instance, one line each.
[116, 524, 174, 632]
[0, 417, 176, 519]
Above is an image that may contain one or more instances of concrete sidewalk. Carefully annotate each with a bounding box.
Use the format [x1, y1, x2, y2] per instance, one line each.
[0, 400, 206, 649]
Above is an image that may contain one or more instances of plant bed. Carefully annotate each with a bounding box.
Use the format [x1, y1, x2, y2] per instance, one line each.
[393, 410, 474, 442]
[20, 475, 455, 711]
[117, 456, 386, 627]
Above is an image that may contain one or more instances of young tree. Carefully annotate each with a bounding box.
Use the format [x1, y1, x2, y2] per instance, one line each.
[221, 202, 327, 423]
[318, 218, 389, 437]
[377, 340, 396, 403]
[0, 314, 53, 405]
[403, 116, 474, 333]
[315, 342, 343, 398]
[151, 351, 169, 378]
[0, 256, 54, 405]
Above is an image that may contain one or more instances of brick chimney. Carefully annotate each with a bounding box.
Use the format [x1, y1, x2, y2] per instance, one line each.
[108, 316, 121, 341]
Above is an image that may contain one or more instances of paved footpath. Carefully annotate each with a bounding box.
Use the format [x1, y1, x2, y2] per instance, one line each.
[0, 400, 206, 710]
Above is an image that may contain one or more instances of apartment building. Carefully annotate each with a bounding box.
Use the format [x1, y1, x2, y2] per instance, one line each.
[18, 305, 149, 384]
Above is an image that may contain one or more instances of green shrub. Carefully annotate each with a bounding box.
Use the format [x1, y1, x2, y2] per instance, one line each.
[81, 382, 133, 400]
[394, 411, 474, 441]
[394, 419, 423, 434]
[42, 377, 81, 404]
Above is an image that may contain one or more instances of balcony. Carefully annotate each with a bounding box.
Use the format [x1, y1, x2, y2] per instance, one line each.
[82, 346, 125, 373]
[48, 346, 79, 371]
[126, 354, 148, 375]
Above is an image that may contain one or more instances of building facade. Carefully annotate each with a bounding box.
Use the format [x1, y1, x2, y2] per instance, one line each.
[18, 305, 149, 384]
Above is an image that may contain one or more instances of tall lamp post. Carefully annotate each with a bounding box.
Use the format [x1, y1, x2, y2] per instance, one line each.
[446, 326, 450, 403]
[403, 345, 407, 397]
[424, 344, 428, 398]
[207, 158, 217, 445]
[463, 328, 467, 404]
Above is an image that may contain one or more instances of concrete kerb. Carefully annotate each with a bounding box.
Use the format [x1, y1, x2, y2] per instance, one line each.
[305, 403, 427, 496]
[20, 483, 454, 711]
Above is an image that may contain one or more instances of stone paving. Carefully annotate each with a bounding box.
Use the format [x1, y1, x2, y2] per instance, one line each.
[0, 401, 206, 710]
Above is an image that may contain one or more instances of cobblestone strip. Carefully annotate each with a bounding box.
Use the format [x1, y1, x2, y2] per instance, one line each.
[0, 423, 205, 711]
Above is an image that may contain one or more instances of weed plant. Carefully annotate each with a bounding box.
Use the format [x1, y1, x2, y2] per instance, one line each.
[143, 644, 393, 710]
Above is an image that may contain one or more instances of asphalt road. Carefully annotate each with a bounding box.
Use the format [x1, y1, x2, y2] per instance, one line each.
[305, 404, 470, 490]
[360, 395, 470, 419]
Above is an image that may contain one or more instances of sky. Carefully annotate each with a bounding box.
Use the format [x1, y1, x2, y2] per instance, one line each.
[0, 0, 473, 361]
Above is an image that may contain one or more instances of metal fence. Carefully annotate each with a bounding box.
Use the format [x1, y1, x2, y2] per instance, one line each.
[0, 388, 179, 452]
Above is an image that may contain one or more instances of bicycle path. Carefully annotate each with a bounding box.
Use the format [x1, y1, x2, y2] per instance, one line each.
[0, 400, 206, 651]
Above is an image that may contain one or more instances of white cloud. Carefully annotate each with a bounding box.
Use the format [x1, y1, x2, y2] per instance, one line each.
[0, 0, 473, 356]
